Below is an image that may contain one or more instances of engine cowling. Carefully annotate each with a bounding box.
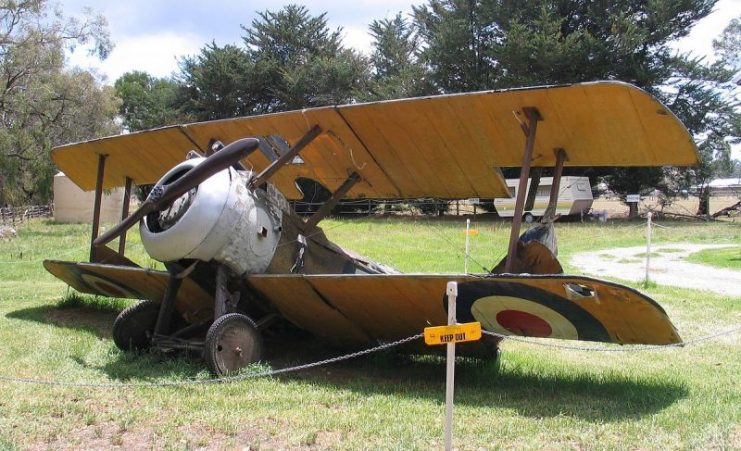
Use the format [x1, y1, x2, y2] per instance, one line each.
[140, 157, 283, 275]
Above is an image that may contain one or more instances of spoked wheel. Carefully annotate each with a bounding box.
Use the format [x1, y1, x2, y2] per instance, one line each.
[112, 300, 160, 351]
[204, 313, 263, 376]
[523, 212, 535, 223]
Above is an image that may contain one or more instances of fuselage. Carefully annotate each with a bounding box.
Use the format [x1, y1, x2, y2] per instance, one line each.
[140, 156, 396, 279]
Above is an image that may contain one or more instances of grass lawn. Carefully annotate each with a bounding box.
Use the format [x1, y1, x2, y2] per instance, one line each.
[686, 246, 741, 270]
[0, 217, 739, 449]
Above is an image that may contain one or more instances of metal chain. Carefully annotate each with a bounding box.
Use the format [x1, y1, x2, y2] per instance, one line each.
[483, 325, 741, 352]
[0, 333, 423, 388]
[1, 326, 739, 388]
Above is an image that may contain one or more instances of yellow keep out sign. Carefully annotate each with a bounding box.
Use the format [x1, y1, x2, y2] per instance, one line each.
[424, 322, 482, 346]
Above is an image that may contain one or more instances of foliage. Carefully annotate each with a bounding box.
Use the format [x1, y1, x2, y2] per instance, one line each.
[666, 15, 741, 215]
[176, 5, 370, 121]
[114, 71, 179, 131]
[712, 16, 740, 70]
[405, 0, 739, 217]
[244, 5, 369, 111]
[0, 0, 118, 206]
[367, 13, 428, 100]
[176, 43, 254, 121]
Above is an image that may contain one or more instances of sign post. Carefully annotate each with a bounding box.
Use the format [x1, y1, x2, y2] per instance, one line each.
[423, 283, 481, 451]
[464, 219, 470, 274]
[444, 281, 457, 451]
[645, 211, 653, 283]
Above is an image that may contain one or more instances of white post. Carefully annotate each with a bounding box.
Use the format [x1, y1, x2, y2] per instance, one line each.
[444, 281, 457, 451]
[464, 219, 471, 274]
[645, 212, 653, 283]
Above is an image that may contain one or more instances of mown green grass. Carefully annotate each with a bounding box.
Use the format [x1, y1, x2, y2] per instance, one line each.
[686, 246, 741, 270]
[0, 217, 739, 449]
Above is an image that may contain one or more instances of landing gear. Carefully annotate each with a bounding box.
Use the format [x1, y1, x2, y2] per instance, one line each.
[112, 300, 160, 351]
[204, 313, 263, 375]
[523, 212, 535, 223]
[113, 299, 187, 351]
[111, 263, 268, 376]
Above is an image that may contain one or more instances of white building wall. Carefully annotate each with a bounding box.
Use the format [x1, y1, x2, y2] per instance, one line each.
[53, 173, 126, 223]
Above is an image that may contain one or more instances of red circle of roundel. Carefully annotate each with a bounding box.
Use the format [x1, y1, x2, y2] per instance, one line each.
[496, 310, 553, 337]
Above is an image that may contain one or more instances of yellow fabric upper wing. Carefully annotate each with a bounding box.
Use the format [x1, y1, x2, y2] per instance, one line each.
[53, 81, 698, 200]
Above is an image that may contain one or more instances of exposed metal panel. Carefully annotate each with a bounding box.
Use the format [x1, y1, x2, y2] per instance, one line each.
[52, 81, 699, 197]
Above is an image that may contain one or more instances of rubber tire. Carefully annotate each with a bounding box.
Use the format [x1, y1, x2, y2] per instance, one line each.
[112, 300, 160, 351]
[204, 313, 263, 376]
[523, 212, 535, 223]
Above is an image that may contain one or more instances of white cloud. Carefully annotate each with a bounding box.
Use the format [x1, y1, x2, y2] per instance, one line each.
[66, 32, 203, 82]
[342, 25, 375, 55]
[672, 0, 739, 61]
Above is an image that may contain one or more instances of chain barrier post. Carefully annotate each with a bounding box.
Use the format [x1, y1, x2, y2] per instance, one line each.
[645, 211, 653, 284]
[464, 219, 470, 274]
[444, 281, 457, 451]
[2, 326, 741, 387]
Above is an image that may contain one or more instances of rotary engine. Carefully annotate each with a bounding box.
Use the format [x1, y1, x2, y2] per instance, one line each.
[140, 157, 285, 275]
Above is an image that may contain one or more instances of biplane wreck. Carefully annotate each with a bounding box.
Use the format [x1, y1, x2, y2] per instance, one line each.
[44, 81, 698, 375]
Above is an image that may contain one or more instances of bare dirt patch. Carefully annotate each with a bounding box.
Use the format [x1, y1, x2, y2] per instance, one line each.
[571, 243, 741, 296]
[46, 307, 118, 338]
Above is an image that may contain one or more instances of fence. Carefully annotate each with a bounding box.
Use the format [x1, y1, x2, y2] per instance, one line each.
[292, 198, 496, 217]
[0, 204, 54, 226]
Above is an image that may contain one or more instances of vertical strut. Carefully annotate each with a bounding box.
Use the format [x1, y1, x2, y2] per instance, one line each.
[153, 274, 182, 337]
[89, 154, 107, 262]
[118, 176, 133, 255]
[504, 108, 541, 273]
[543, 149, 568, 221]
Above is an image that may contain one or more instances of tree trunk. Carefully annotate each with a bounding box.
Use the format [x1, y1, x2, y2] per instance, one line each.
[697, 188, 710, 217]
[628, 202, 638, 219]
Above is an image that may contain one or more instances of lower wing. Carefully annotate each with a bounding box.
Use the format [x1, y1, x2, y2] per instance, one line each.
[246, 273, 681, 346]
[43, 260, 213, 323]
[43, 260, 681, 346]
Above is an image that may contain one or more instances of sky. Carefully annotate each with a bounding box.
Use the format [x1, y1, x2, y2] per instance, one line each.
[63, 0, 425, 82]
[62, 0, 741, 83]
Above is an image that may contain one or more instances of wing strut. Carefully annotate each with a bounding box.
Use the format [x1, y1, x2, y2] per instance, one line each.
[542, 148, 568, 222]
[89, 154, 108, 262]
[504, 107, 541, 273]
[305, 172, 361, 229]
[118, 176, 133, 256]
[248, 125, 323, 189]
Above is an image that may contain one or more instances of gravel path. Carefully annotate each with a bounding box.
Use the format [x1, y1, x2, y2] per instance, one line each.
[570, 243, 741, 297]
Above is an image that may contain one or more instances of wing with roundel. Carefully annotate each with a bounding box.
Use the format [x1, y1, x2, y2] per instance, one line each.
[245, 273, 681, 346]
[43, 260, 214, 323]
[52, 81, 698, 200]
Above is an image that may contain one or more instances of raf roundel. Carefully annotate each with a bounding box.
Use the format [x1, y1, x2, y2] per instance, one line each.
[451, 281, 610, 342]
[80, 272, 143, 299]
[471, 296, 578, 339]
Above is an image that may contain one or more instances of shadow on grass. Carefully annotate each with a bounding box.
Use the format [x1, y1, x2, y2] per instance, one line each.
[6, 302, 687, 419]
[6, 301, 207, 381]
[264, 338, 688, 421]
[6, 304, 118, 339]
